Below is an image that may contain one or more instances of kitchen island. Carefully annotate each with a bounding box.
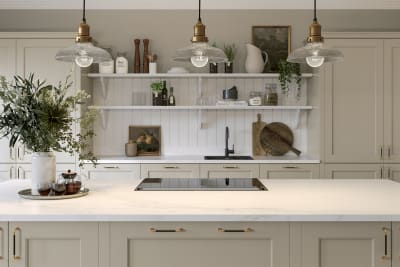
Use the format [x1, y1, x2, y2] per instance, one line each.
[0, 179, 398, 267]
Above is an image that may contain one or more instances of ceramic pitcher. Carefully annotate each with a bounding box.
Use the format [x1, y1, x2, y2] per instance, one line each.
[245, 43, 268, 73]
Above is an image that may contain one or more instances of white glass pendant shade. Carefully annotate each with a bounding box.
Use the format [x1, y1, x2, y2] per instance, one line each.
[288, 42, 343, 68]
[56, 42, 111, 68]
[174, 42, 226, 67]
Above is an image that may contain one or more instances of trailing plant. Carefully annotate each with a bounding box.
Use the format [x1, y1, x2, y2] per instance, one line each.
[278, 60, 302, 97]
[150, 80, 163, 93]
[0, 74, 97, 166]
[223, 43, 236, 62]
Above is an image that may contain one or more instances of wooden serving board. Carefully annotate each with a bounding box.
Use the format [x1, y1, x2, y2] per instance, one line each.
[252, 114, 267, 156]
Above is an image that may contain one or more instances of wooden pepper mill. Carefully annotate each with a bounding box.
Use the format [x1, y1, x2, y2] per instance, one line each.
[134, 39, 141, 73]
[143, 39, 149, 73]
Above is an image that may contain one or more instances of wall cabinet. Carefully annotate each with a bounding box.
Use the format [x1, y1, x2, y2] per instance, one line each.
[141, 164, 200, 179]
[260, 164, 319, 179]
[200, 164, 260, 178]
[8, 222, 98, 267]
[110, 222, 290, 267]
[300, 222, 391, 267]
[323, 34, 400, 166]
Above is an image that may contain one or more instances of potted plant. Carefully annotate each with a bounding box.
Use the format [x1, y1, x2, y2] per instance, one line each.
[278, 60, 302, 99]
[223, 43, 236, 73]
[151, 80, 163, 106]
[0, 74, 96, 195]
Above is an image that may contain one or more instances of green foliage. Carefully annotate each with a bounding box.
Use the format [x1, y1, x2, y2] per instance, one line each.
[278, 60, 302, 96]
[223, 43, 236, 62]
[151, 81, 163, 92]
[0, 74, 96, 166]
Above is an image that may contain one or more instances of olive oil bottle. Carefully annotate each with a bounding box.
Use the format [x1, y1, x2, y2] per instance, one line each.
[168, 87, 176, 106]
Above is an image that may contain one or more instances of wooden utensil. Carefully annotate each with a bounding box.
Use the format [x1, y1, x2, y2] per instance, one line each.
[252, 113, 267, 156]
[260, 122, 301, 156]
[134, 39, 140, 73]
[143, 39, 149, 73]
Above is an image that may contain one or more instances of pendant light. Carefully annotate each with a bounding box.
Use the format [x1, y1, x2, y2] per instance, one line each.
[287, 0, 343, 68]
[173, 0, 227, 68]
[56, 0, 111, 68]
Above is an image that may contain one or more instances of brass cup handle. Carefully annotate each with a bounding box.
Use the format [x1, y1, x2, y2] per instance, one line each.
[150, 227, 185, 233]
[13, 227, 21, 260]
[218, 227, 254, 233]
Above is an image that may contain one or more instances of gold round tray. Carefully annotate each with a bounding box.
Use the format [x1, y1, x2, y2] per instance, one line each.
[18, 188, 89, 200]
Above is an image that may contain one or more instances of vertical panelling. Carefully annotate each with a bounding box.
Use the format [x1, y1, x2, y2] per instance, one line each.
[91, 77, 309, 156]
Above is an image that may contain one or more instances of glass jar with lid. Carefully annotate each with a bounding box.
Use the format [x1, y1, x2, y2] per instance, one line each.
[248, 91, 263, 106]
[264, 83, 278, 106]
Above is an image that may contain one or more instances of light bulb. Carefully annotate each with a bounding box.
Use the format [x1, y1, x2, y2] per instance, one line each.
[306, 56, 325, 68]
[191, 55, 208, 68]
[75, 55, 93, 68]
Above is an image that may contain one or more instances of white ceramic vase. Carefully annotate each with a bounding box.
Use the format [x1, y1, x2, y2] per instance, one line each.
[31, 152, 56, 195]
[245, 43, 268, 73]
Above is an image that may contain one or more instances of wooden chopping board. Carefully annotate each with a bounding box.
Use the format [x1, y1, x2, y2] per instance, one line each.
[252, 113, 267, 156]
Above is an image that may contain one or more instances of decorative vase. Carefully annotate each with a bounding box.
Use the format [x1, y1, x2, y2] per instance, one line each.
[31, 152, 56, 195]
[209, 63, 218, 73]
[245, 43, 268, 73]
[224, 62, 233, 73]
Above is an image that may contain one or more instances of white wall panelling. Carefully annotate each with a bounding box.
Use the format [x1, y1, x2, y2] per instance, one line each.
[89, 76, 311, 157]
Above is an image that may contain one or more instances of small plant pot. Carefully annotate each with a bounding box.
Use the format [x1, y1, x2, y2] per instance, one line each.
[152, 92, 162, 106]
[224, 62, 233, 73]
[209, 63, 218, 73]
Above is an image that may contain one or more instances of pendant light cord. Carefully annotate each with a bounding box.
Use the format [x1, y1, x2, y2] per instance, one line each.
[82, 0, 86, 22]
[198, 0, 202, 22]
[313, 0, 317, 22]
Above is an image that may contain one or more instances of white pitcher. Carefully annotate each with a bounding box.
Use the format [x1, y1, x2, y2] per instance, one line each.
[245, 43, 268, 73]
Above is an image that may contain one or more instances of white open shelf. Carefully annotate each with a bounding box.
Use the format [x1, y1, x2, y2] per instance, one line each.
[88, 105, 313, 111]
[87, 73, 313, 79]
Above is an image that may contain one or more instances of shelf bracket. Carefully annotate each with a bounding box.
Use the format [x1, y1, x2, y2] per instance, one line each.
[100, 77, 108, 100]
[99, 109, 109, 130]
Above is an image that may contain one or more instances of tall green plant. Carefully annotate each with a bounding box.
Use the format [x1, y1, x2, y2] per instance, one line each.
[0, 74, 96, 166]
[278, 60, 302, 97]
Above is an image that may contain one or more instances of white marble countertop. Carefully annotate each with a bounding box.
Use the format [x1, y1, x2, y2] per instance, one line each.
[0, 179, 399, 222]
[92, 155, 320, 164]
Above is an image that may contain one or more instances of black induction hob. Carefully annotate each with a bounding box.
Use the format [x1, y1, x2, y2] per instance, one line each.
[134, 178, 267, 191]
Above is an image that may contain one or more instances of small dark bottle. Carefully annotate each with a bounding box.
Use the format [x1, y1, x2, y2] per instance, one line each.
[161, 80, 168, 106]
[168, 87, 176, 106]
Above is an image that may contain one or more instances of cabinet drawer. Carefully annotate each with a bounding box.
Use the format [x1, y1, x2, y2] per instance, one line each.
[260, 164, 320, 179]
[82, 163, 141, 183]
[110, 222, 289, 267]
[323, 164, 382, 179]
[140, 164, 199, 178]
[200, 164, 260, 178]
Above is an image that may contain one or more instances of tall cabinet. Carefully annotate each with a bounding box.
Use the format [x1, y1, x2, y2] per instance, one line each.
[321, 33, 400, 179]
[0, 33, 77, 181]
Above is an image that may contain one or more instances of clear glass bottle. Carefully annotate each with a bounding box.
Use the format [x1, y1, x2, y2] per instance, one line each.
[264, 83, 278, 106]
[168, 87, 176, 106]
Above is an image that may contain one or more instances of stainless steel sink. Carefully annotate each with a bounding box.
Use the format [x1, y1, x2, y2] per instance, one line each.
[204, 155, 253, 160]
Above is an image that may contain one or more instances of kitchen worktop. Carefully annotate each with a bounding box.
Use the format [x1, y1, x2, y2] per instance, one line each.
[92, 155, 320, 164]
[0, 179, 399, 221]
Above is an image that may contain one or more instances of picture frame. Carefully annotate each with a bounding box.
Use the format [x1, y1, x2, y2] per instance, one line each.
[129, 125, 161, 156]
[252, 25, 291, 73]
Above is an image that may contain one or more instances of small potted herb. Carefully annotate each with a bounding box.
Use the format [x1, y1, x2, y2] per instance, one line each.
[151, 80, 163, 106]
[209, 42, 218, 73]
[223, 43, 236, 73]
[278, 60, 302, 99]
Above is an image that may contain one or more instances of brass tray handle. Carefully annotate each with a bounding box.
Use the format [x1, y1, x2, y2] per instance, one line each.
[13, 227, 21, 260]
[223, 165, 239, 169]
[103, 166, 120, 169]
[382, 227, 391, 260]
[218, 227, 254, 233]
[282, 166, 299, 169]
[163, 166, 179, 169]
[150, 227, 185, 233]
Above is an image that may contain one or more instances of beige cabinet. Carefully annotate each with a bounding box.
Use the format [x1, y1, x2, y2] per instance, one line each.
[141, 164, 200, 178]
[82, 163, 141, 184]
[300, 222, 391, 267]
[260, 164, 319, 179]
[9, 222, 98, 267]
[200, 164, 260, 178]
[110, 222, 289, 267]
[0, 222, 7, 267]
[323, 34, 400, 166]
[323, 164, 383, 179]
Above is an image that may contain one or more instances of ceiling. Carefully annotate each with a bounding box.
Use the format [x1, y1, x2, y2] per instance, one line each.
[0, 0, 399, 10]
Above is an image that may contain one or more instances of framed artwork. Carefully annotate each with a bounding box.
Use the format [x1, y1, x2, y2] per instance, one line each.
[129, 125, 161, 156]
[252, 25, 291, 73]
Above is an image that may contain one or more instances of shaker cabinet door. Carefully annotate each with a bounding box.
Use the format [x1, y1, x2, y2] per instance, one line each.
[323, 164, 383, 179]
[9, 222, 98, 267]
[0, 222, 7, 267]
[260, 164, 319, 179]
[141, 164, 200, 179]
[200, 164, 260, 178]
